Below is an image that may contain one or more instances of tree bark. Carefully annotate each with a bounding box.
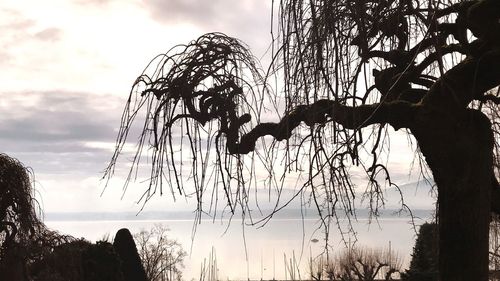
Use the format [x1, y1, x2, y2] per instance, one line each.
[413, 108, 494, 281]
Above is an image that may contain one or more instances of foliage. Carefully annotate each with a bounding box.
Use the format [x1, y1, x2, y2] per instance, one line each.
[0, 153, 43, 252]
[84, 241, 125, 281]
[29, 239, 124, 281]
[0, 153, 73, 279]
[134, 225, 187, 281]
[401, 223, 438, 281]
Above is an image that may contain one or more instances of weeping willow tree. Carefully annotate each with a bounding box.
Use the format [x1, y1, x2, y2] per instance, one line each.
[106, 0, 500, 280]
[0, 153, 71, 279]
[0, 154, 43, 252]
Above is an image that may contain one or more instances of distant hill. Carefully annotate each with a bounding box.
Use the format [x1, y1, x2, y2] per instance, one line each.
[45, 181, 436, 222]
[378, 180, 436, 210]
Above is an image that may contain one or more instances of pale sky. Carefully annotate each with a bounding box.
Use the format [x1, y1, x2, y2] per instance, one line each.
[0, 0, 431, 214]
[0, 0, 277, 213]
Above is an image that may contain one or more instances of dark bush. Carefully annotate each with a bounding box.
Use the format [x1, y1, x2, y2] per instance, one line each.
[30, 240, 124, 281]
[113, 228, 147, 281]
[401, 222, 438, 281]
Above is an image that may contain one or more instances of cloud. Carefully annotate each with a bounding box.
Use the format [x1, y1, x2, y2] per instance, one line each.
[0, 90, 132, 212]
[0, 10, 33, 63]
[0, 8, 64, 74]
[0, 10, 62, 44]
[0, 91, 120, 141]
[144, 0, 227, 26]
[0, 9, 36, 30]
[143, 0, 273, 56]
[0, 90, 125, 174]
[0, 1, 278, 213]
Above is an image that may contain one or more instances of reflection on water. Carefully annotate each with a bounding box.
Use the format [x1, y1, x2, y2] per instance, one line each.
[45, 210, 433, 280]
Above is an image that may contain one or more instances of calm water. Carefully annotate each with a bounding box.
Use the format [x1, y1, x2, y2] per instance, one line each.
[45, 210, 433, 280]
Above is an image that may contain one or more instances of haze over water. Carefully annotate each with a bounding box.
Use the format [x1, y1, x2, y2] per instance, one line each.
[45, 208, 433, 281]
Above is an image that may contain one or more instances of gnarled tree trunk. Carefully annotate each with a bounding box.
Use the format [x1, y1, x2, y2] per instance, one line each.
[414, 109, 494, 281]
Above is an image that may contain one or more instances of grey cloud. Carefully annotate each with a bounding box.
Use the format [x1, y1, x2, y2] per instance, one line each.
[144, 0, 272, 56]
[0, 140, 107, 154]
[145, 0, 221, 26]
[0, 91, 121, 142]
[4, 150, 112, 176]
[0, 114, 113, 142]
[0, 90, 126, 175]
[0, 89, 206, 179]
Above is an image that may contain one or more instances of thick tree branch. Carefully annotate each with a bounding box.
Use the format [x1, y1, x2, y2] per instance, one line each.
[467, 0, 500, 44]
[227, 101, 418, 154]
[423, 50, 500, 110]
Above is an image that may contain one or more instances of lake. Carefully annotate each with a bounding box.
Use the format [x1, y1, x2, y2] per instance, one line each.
[45, 209, 433, 280]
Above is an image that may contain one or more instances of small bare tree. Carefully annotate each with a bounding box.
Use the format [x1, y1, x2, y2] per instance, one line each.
[335, 247, 401, 281]
[134, 225, 187, 281]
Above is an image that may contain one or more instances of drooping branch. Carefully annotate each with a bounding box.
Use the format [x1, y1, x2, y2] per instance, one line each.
[104, 30, 427, 224]
[105, 1, 500, 236]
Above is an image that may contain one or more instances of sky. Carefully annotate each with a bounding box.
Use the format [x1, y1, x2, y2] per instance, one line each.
[0, 0, 433, 215]
[0, 0, 277, 213]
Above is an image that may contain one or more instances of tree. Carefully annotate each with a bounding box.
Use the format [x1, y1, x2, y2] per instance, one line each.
[105, 0, 500, 280]
[0, 153, 72, 280]
[113, 228, 148, 281]
[401, 223, 438, 281]
[0, 154, 132, 281]
[336, 247, 401, 281]
[133, 225, 187, 281]
[0, 153, 40, 280]
[30, 240, 124, 281]
[310, 246, 401, 281]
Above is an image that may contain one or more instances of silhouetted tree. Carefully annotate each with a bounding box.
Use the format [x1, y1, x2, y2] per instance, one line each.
[113, 228, 148, 281]
[401, 223, 438, 281]
[134, 225, 186, 281]
[310, 246, 401, 281]
[0, 153, 72, 280]
[30, 239, 124, 281]
[105, 0, 500, 280]
[335, 247, 401, 281]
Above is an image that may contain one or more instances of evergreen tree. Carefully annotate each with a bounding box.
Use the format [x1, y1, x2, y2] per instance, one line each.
[402, 223, 438, 281]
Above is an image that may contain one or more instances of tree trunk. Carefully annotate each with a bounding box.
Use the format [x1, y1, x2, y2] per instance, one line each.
[413, 109, 494, 281]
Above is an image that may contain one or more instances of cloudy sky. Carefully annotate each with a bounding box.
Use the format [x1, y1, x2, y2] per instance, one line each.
[0, 0, 429, 215]
[0, 0, 276, 213]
